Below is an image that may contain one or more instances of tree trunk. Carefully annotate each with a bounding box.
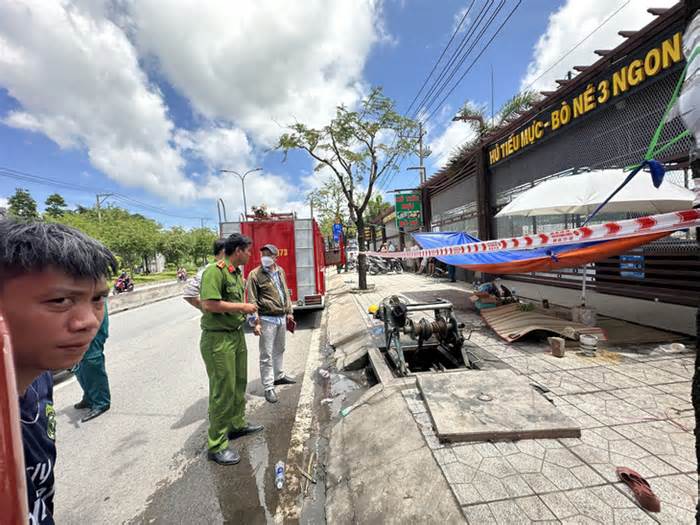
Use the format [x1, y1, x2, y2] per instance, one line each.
[356, 216, 368, 290]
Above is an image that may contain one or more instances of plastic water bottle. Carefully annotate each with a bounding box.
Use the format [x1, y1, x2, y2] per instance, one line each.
[275, 461, 285, 490]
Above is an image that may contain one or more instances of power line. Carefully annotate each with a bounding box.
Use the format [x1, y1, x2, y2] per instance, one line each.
[519, 0, 632, 94]
[404, 0, 477, 116]
[425, 0, 521, 124]
[416, 0, 500, 119]
[0, 166, 209, 221]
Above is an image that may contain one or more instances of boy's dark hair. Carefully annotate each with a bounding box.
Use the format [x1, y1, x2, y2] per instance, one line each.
[213, 239, 226, 256]
[0, 220, 118, 285]
[224, 233, 252, 256]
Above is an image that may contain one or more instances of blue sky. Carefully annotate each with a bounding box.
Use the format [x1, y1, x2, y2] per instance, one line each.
[0, 0, 674, 228]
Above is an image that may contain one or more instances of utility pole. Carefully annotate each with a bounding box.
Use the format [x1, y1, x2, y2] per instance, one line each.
[418, 122, 426, 185]
[95, 193, 113, 222]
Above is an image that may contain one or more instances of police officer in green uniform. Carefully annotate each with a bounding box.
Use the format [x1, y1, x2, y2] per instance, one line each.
[199, 232, 263, 465]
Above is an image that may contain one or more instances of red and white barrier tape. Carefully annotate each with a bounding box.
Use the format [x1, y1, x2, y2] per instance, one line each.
[362, 209, 700, 258]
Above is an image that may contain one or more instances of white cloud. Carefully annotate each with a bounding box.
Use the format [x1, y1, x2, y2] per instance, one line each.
[0, 1, 389, 219]
[429, 119, 478, 167]
[521, 0, 678, 92]
[175, 126, 253, 173]
[452, 6, 471, 35]
[124, 1, 384, 146]
[0, 197, 7, 209]
[0, 1, 196, 201]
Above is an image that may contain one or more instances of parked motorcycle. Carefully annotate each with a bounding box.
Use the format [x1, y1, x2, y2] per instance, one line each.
[388, 258, 404, 273]
[113, 275, 135, 294]
[367, 255, 390, 275]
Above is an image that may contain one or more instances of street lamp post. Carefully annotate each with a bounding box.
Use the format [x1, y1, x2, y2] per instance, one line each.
[219, 168, 262, 221]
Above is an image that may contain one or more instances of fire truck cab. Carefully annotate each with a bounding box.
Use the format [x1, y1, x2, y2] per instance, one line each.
[220, 214, 326, 310]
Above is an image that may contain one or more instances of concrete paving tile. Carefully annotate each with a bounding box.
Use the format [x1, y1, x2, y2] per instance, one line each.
[568, 366, 645, 391]
[479, 456, 519, 479]
[432, 447, 458, 467]
[506, 452, 545, 474]
[452, 444, 486, 467]
[494, 441, 520, 456]
[453, 482, 483, 506]
[441, 461, 478, 485]
[487, 499, 533, 524]
[562, 428, 679, 482]
[515, 495, 558, 521]
[528, 370, 600, 395]
[655, 381, 691, 403]
[614, 362, 686, 386]
[551, 397, 606, 429]
[561, 391, 658, 426]
[612, 418, 696, 474]
[462, 502, 497, 524]
[522, 472, 560, 493]
[500, 355, 561, 375]
[541, 486, 654, 524]
[515, 439, 547, 459]
[614, 475, 696, 524]
[609, 385, 691, 420]
[501, 474, 536, 499]
[648, 358, 695, 382]
[473, 471, 512, 502]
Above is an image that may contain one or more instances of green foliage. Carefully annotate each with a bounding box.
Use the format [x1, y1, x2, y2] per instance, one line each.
[8, 188, 39, 221]
[158, 226, 190, 266]
[278, 87, 417, 289]
[44, 193, 68, 218]
[307, 178, 347, 237]
[188, 227, 218, 266]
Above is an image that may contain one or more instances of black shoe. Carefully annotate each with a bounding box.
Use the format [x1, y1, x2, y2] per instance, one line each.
[274, 375, 297, 386]
[74, 399, 91, 410]
[265, 389, 278, 403]
[207, 448, 241, 466]
[80, 406, 110, 423]
[229, 423, 264, 439]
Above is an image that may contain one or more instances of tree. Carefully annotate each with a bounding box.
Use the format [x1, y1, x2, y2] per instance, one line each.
[159, 227, 190, 266]
[8, 188, 39, 221]
[452, 90, 540, 154]
[279, 87, 418, 289]
[188, 227, 217, 266]
[44, 193, 68, 218]
[307, 177, 348, 238]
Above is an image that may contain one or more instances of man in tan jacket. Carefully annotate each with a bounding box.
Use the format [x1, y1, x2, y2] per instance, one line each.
[246, 244, 295, 403]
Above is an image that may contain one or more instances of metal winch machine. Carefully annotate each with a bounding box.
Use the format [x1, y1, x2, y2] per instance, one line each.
[372, 295, 473, 376]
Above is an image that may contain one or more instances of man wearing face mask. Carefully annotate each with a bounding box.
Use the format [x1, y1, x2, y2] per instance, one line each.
[246, 244, 295, 404]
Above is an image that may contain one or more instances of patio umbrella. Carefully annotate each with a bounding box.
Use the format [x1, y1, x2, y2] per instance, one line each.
[496, 169, 694, 218]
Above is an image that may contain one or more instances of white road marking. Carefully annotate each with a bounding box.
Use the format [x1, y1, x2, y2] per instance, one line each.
[274, 307, 327, 522]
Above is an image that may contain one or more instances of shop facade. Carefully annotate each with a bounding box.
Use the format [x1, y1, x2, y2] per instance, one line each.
[421, 4, 698, 333]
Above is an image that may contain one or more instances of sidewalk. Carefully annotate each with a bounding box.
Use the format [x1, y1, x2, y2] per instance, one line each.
[324, 271, 697, 524]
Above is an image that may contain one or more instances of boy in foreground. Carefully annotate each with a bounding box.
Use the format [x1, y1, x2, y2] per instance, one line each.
[0, 220, 116, 524]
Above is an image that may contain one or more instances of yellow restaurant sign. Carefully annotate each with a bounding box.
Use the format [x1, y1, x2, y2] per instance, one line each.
[488, 31, 683, 166]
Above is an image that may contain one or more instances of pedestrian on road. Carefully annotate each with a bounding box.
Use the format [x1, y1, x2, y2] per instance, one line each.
[199, 233, 262, 466]
[73, 302, 111, 422]
[246, 244, 296, 404]
[183, 239, 225, 310]
[0, 220, 116, 524]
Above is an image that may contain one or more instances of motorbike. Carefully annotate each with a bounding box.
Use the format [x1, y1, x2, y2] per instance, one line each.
[367, 255, 390, 275]
[114, 276, 135, 294]
[388, 258, 404, 273]
[176, 268, 188, 282]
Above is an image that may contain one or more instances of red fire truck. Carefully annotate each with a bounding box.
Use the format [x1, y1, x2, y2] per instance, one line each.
[220, 213, 326, 310]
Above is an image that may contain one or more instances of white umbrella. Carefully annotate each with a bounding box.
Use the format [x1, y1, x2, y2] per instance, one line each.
[496, 169, 694, 217]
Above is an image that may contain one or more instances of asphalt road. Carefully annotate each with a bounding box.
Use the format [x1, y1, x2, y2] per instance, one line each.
[53, 296, 322, 524]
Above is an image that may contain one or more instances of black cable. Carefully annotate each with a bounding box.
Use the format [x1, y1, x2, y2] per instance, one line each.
[425, 0, 522, 124]
[405, 0, 477, 116]
[0, 166, 208, 221]
[412, 0, 494, 118]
